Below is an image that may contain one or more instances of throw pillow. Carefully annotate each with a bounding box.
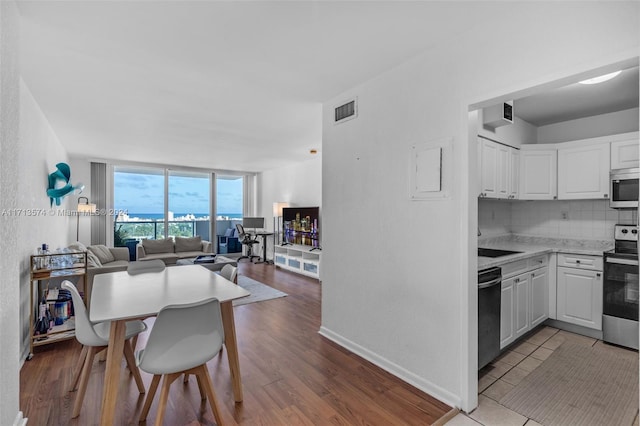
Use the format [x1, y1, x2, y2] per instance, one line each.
[67, 241, 87, 253]
[224, 228, 233, 237]
[87, 245, 114, 264]
[142, 238, 174, 254]
[86, 251, 102, 268]
[175, 236, 202, 252]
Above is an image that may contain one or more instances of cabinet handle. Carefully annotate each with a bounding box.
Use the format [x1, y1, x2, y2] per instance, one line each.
[532, 273, 535, 277]
[604, 194, 608, 198]
[553, 196, 557, 200]
[575, 260, 581, 264]
[597, 273, 601, 277]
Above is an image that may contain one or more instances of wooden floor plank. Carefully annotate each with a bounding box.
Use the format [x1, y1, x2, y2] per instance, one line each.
[21, 261, 451, 425]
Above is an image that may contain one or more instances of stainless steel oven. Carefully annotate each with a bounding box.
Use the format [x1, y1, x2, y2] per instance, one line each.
[603, 224, 639, 350]
[478, 267, 501, 369]
[610, 168, 639, 209]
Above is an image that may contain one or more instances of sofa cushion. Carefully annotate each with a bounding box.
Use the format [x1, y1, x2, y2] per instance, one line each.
[141, 252, 179, 265]
[142, 238, 174, 254]
[86, 251, 102, 268]
[175, 236, 202, 253]
[88, 245, 115, 264]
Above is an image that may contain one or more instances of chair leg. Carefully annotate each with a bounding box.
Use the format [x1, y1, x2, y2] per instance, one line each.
[198, 364, 224, 426]
[154, 373, 181, 426]
[195, 374, 206, 401]
[183, 373, 189, 383]
[69, 345, 88, 392]
[139, 374, 161, 422]
[123, 339, 145, 394]
[131, 334, 139, 352]
[72, 346, 104, 418]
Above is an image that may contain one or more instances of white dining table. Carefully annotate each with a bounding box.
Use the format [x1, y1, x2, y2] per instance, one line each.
[90, 264, 250, 426]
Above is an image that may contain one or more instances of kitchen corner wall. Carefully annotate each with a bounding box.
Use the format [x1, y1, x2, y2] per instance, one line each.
[479, 198, 637, 240]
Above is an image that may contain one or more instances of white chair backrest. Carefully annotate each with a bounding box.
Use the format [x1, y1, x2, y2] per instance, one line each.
[219, 264, 237, 283]
[61, 281, 105, 347]
[137, 298, 224, 375]
[127, 259, 166, 275]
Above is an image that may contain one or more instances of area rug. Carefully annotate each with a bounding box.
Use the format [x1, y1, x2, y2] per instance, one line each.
[499, 342, 638, 426]
[233, 275, 287, 306]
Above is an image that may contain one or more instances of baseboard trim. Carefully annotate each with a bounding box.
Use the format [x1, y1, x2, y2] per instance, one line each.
[318, 326, 461, 409]
[13, 411, 27, 426]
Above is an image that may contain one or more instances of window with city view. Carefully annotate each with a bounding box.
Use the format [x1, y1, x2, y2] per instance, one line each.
[113, 167, 244, 253]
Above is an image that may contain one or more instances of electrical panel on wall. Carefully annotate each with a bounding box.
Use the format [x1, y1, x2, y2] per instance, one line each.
[409, 137, 452, 200]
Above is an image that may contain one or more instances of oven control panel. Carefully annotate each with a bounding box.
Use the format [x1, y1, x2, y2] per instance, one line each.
[614, 224, 639, 241]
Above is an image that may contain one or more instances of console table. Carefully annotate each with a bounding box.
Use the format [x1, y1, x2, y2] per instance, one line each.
[274, 245, 321, 279]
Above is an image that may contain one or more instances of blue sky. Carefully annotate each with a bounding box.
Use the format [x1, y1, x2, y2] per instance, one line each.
[114, 171, 242, 215]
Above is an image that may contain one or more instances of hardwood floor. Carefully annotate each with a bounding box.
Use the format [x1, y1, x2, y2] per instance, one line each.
[20, 262, 451, 425]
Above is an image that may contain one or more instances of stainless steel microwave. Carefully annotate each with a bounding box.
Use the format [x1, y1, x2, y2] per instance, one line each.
[610, 168, 639, 209]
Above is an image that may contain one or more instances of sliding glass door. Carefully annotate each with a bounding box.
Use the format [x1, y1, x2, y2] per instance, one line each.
[168, 170, 211, 240]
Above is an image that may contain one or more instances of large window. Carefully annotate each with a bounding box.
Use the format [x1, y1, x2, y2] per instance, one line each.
[113, 167, 249, 255]
[114, 167, 165, 243]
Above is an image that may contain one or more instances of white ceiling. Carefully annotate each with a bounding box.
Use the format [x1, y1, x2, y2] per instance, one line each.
[19, 1, 508, 173]
[18, 3, 638, 173]
[515, 66, 639, 127]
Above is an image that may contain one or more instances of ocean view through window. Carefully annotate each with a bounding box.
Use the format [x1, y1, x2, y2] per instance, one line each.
[113, 167, 244, 254]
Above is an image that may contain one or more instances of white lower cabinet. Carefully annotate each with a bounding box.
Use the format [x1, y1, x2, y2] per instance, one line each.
[274, 245, 321, 279]
[499, 256, 549, 349]
[556, 266, 602, 330]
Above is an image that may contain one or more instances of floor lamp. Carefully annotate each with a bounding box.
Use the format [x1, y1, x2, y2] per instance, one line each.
[77, 196, 96, 242]
[272, 202, 288, 261]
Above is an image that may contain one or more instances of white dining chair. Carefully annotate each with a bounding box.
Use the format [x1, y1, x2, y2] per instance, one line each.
[61, 280, 147, 418]
[127, 259, 166, 275]
[218, 264, 238, 284]
[136, 297, 225, 426]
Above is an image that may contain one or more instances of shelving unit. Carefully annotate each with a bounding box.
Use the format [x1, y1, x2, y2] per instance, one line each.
[28, 251, 87, 359]
[274, 245, 321, 279]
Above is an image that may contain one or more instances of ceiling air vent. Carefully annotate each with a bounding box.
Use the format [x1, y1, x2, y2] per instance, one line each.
[334, 98, 357, 124]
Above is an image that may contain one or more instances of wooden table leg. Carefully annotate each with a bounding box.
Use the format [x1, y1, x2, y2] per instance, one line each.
[220, 301, 243, 402]
[100, 320, 126, 426]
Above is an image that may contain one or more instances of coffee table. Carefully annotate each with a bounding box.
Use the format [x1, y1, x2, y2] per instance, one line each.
[175, 255, 237, 272]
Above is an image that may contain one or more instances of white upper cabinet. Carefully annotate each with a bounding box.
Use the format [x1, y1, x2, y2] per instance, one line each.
[478, 137, 518, 200]
[611, 138, 639, 169]
[509, 148, 519, 199]
[557, 143, 610, 200]
[519, 148, 557, 200]
[479, 138, 499, 198]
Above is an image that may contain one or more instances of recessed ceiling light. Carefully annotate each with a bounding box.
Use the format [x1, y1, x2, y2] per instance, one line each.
[578, 70, 622, 85]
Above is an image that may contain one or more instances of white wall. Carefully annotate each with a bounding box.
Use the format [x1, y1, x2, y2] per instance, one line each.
[320, 2, 638, 412]
[537, 107, 639, 144]
[258, 156, 321, 254]
[18, 80, 72, 360]
[0, 1, 21, 424]
[478, 113, 538, 147]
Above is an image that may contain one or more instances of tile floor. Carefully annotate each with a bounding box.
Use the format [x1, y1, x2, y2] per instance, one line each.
[446, 326, 640, 426]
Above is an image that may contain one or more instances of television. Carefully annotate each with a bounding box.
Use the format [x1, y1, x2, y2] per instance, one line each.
[282, 207, 320, 248]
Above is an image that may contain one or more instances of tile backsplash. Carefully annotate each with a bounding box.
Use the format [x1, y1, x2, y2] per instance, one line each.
[479, 199, 637, 240]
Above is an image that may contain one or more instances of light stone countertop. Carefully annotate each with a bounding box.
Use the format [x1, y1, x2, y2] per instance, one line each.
[477, 234, 613, 270]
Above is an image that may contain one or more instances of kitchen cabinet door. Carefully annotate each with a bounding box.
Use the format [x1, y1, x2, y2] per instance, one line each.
[519, 149, 557, 200]
[479, 138, 498, 198]
[478, 138, 510, 199]
[529, 267, 549, 328]
[558, 143, 610, 200]
[557, 266, 603, 330]
[500, 277, 515, 349]
[508, 148, 519, 199]
[611, 138, 639, 169]
[514, 273, 530, 339]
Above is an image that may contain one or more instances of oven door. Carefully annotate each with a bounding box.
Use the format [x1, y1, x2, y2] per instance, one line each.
[610, 170, 639, 209]
[603, 256, 639, 321]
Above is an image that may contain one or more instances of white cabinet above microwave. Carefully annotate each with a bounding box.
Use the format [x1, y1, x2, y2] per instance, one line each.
[611, 138, 639, 169]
